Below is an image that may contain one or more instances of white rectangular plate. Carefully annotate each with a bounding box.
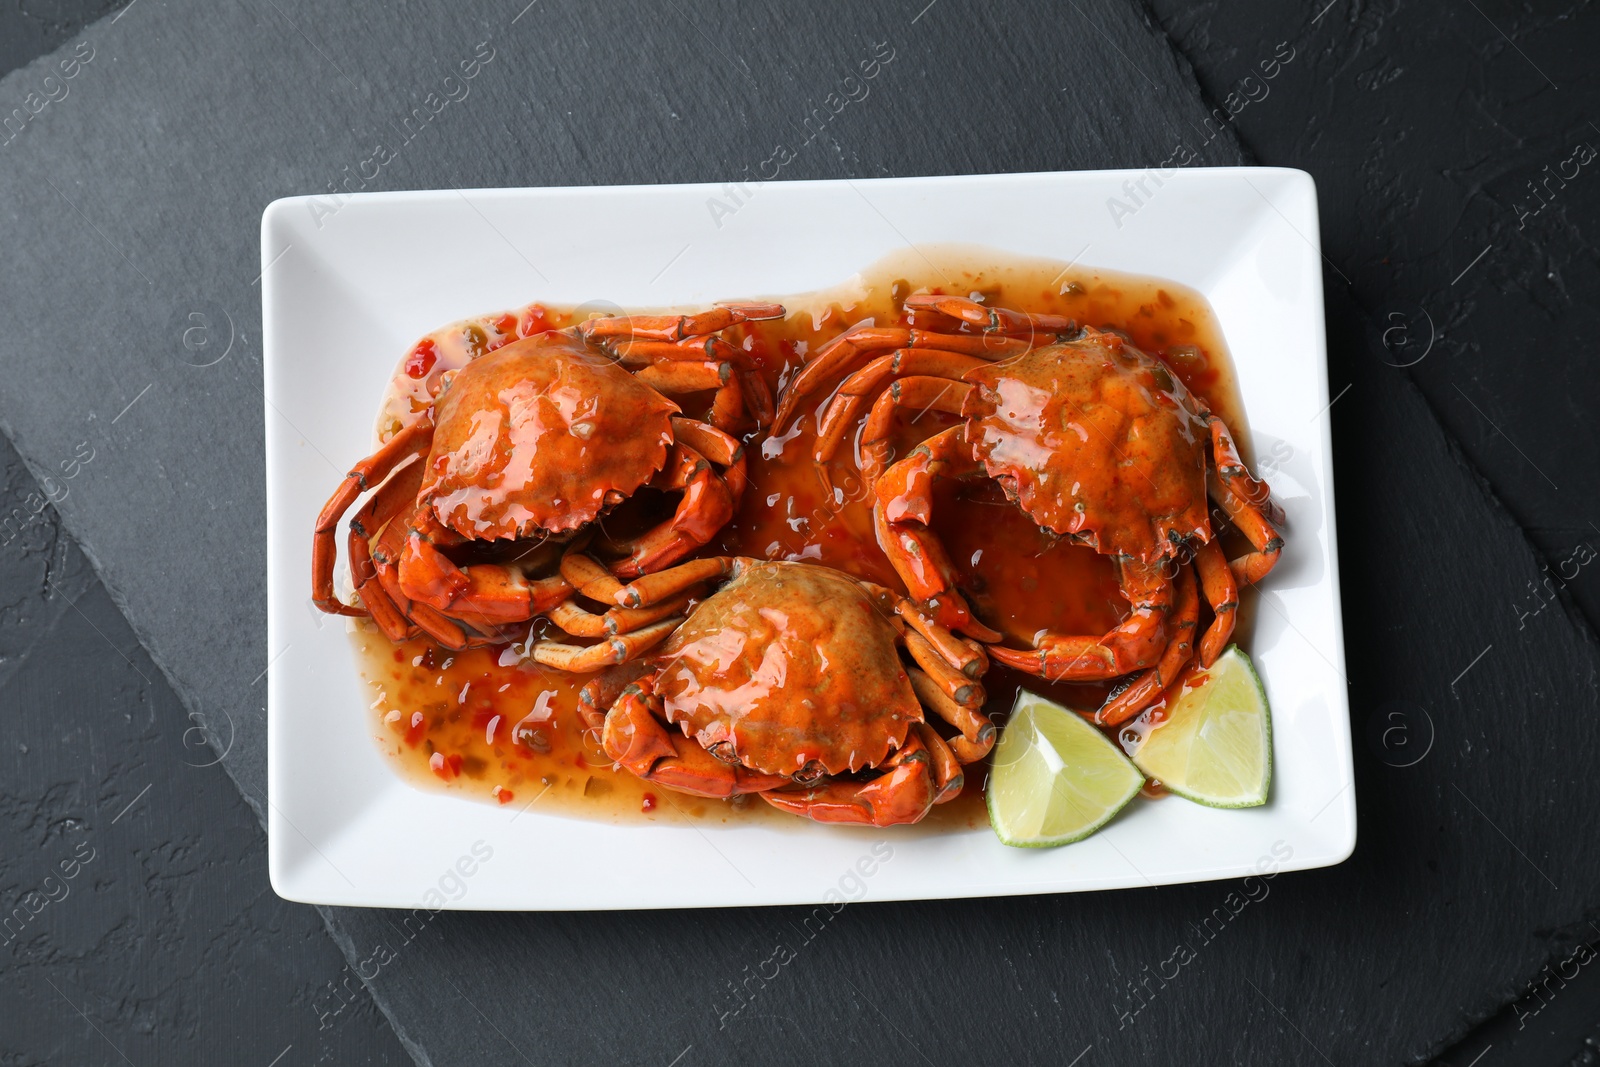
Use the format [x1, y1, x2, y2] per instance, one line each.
[265, 168, 1353, 910]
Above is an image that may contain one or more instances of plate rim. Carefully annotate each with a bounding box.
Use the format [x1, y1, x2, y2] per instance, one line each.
[264, 165, 1355, 910]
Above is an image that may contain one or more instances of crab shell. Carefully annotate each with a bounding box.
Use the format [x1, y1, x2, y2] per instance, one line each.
[650, 561, 922, 778]
[417, 331, 679, 540]
[962, 328, 1211, 565]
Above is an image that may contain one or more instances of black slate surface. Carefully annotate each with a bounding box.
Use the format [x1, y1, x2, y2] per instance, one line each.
[0, 437, 407, 1064]
[1, 0, 1598, 1063]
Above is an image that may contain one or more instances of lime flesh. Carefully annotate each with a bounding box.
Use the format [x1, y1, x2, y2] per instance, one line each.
[987, 690, 1145, 848]
[1129, 646, 1272, 809]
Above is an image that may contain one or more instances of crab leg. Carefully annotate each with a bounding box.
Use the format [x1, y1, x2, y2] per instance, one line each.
[532, 616, 681, 672]
[904, 631, 984, 708]
[906, 612, 988, 678]
[710, 302, 787, 322]
[873, 425, 992, 637]
[347, 460, 528, 649]
[345, 476, 425, 643]
[907, 669, 995, 763]
[560, 544, 629, 604]
[1207, 414, 1285, 525]
[445, 609, 532, 643]
[358, 566, 417, 643]
[862, 585, 988, 678]
[774, 325, 1036, 432]
[344, 459, 426, 640]
[440, 568, 540, 621]
[670, 417, 741, 466]
[874, 503, 972, 634]
[737, 369, 775, 429]
[1193, 538, 1239, 667]
[677, 417, 750, 510]
[825, 347, 981, 408]
[903, 294, 1075, 336]
[815, 351, 988, 467]
[902, 330, 1036, 359]
[528, 573, 578, 615]
[312, 417, 433, 615]
[613, 341, 768, 431]
[581, 308, 779, 431]
[762, 728, 940, 826]
[608, 444, 736, 578]
[659, 440, 708, 487]
[859, 375, 972, 485]
[707, 369, 745, 433]
[634, 359, 730, 395]
[403, 598, 474, 649]
[547, 588, 698, 638]
[577, 303, 783, 343]
[772, 327, 905, 429]
[609, 336, 754, 369]
[1096, 561, 1200, 727]
[914, 723, 967, 802]
[601, 680, 790, 797]
[612, 556, 739, 608]
[987, 559, 1173, 680]
[1210, 476, 1284, 586]
[367, 517, 416, 609]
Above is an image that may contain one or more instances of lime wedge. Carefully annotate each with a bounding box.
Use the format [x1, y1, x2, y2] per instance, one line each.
[1129, 646, 1272, 808]
[987, 690, 1144, 848]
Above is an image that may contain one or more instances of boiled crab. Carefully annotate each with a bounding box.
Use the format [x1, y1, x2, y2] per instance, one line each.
[312, 304, 782, 655]
[572, 558, 995, 826]
[775, 294, 1283, 726]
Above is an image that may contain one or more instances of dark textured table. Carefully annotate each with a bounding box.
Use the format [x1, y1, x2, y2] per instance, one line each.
[1, 1, 1597, 1065]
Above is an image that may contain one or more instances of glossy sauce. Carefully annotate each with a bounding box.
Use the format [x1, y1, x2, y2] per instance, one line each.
[350, 246, 1248, 828]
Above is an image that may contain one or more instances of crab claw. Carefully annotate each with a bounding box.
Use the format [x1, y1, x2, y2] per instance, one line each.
[760, 727, 959, 826]
[601, 681, 789, 798]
